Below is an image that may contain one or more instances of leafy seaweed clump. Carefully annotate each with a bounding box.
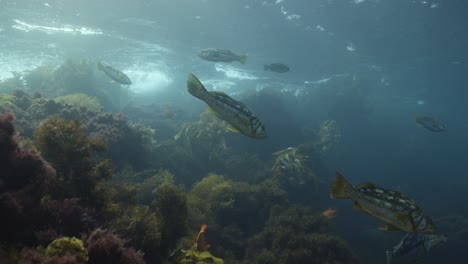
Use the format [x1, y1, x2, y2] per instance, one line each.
[45, 237, 88, 263]
[54, 93, 102, 112]
[34, 117, 110, 207]
[244, 206, 359, 264]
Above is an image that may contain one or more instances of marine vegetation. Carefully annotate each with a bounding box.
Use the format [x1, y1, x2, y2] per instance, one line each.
[54, 93, 102, 112]
[174, 110, 228, 159]
[44, 237, 89, 263]
[84, 228, 145, 264]
[244, 206, 359, 264]
[34, 117, 111, 207]
[386, 232, 447, 264]
[316, 119, 341, 153]
[0, 113, 56, 245]
[330, 171, 436, 233]
[188, 173, 288, 259]
[272, 146, 322, 189]
[152, 184, 189, 256]
[169, 224, 224, 264]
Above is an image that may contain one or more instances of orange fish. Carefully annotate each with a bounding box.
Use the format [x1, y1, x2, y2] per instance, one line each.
[194, 224, 210, 251]
[322, 208, 337, 220]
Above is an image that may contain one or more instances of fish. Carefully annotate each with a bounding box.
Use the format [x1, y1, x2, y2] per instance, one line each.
[322, 208, 337, 220]
[386, 233, 447, 264]
[198, 48, 248, 64]
[97, 61, 132, 85]
[330, 172, 436, 233]
[187, 73, 267, 139]
[194, 224, 210, 251]
[264, 63, 290, 73]
[414, 115, 445, 132]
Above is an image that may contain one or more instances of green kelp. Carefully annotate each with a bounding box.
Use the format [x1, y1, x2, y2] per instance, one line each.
[316, 119, 341, 152]
[174, 110, 229, 160]
[170, 224, 224, 264]
[45, 237, 88, 263]
[330, 172, 436, 233]
[188, 174, 288, 259]
[272, 146, 323, 193]
[34, 117, 111, 207]
[244, 206, 358, 264]
[54, 93, 102, 112]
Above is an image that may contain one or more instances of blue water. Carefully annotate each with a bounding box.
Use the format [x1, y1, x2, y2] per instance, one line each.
[1, 0, 467, 263]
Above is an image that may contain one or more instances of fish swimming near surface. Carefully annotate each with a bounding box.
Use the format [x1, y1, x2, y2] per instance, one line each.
[97, 61, 132, 85]
[330, 171, 436, 233]
[414, 115, 446, 132]
[264, 63, 290, 73]
[386, 233, 447, 264]
[187, 73, 267, 139]
[198, 48, 248, 64]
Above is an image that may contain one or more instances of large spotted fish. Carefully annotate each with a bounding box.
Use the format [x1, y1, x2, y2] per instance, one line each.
[187, 73, 267, 139]
[97, 61, 132, 85]
[330, 172, 436, 233]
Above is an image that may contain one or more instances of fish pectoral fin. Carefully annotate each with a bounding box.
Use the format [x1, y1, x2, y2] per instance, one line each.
[395, 212, 411, 222]
[379, 223, 401, 231]
[227, 125, 240, 133]
[205, 106, 221, 118]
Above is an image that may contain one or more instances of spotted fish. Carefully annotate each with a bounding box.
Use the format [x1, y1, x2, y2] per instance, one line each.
[414, 115, 446, 132]
[330, 171, 436, 233]
[97, 61, 132, 85]
[187, 73, 267, 139]
[198, 48, 248, 64]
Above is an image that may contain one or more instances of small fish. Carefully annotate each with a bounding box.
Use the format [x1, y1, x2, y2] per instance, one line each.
[414, 115, 446, 132]
[330, 172, 436, 233]
[264, 63, 290, 73]
[194, 224, 210, 251]
[187, 73, 267, 139]
[322, 208, 337, 220]
[198, 48, 248, 64]
[386, 233, 447, 264]
[97, 61, 132, 85]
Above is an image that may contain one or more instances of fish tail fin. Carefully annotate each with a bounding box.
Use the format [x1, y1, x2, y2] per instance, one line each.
[239, 54, 248, 65]
[187, 73, 208, 100]
[97, 61, 103, 70]
[264, 65, 269, 71]
[330, 171, 355, 199]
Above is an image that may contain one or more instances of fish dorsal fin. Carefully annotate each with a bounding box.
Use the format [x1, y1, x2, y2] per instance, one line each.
[356, 182, 381, 189]
[205, 106, 220, 117]
[379, 223, 401, 231]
